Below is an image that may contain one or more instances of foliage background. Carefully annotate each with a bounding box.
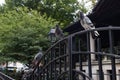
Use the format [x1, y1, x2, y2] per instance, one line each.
[0, 0, 96, 63]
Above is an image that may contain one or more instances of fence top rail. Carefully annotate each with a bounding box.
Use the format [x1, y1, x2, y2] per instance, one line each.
[69, 26, 120, 37]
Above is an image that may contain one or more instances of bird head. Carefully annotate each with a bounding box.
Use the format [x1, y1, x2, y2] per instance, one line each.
[55, 24, 61, 35]
[79, 11, 84, 20]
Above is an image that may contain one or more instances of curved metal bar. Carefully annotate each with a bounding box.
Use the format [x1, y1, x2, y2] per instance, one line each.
[43, 26, 120, 55]
[39, 54, 68, 74]
[55, 71, 68, 80]
[72, 69, 94, 80]
[47, 26, 120, 51]
[36, 26, 120, 65]
[56, 69, 93, 80]
[42, 26, 120, 56]
[0, 72, 15, 80]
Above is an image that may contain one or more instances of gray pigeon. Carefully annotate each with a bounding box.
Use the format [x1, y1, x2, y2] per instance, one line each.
[33, 49, 43, 66]
[55, 24, 64, 40]
[34, 50, 43, 61]
[79, 11, 99, 39]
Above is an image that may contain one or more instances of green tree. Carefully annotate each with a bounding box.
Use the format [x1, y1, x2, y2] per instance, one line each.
[4, 0, 96, 26]
[91, 0, 97, 6]
[23, 0, 96, 26]
[34, 0, 80, 26]
[4, 0, 82, 26]
[0, 6, 57, 62]
[0, 0, 97, 63]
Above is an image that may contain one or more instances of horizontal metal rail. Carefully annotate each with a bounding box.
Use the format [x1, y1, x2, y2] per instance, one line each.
[72, 51, 120, 59]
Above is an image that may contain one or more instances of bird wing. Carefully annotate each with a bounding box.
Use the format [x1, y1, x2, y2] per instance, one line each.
[84, 16, 94, 28]
[80, 17, 91, 30]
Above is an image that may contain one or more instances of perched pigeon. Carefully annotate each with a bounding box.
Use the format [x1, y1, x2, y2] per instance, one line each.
[34, 50, 43, 61]
[55, 24, 64, 40]
[33, 49, 43, 66]
[79, 11, 99, 39]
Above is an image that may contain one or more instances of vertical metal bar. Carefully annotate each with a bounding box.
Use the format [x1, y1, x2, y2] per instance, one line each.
[47, 52, 49, 80]
[42, 57, 45, 80]
[46, 54, 49, 80]
[44, 56, 47, 80]
[64, 41, 67, 71]
[87, 32, 92, 78]
[38, 68, 41, 80]
[40, 73, 42, 80]
[46, 66, 49, 80]
[31, 72, 33, 80]
[109, 29, 116, 80]
[72, 37, 78, 79]
[78, 39, 82, 71]
[50, 49, 52, 80]
[63, 41, 67, 80]
[97, 38, 104, 80]
[43, 68, 45, 80]
[53, 47, 57, 79]
[68, 36, 72, 80]
[59, 43, 62, 74]
[78, 39, 86, 80]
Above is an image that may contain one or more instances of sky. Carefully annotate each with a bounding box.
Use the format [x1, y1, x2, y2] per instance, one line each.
[0, 0, 5, 5]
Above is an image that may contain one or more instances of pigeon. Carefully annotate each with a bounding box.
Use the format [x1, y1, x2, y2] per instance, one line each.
[33, 49, 43, 66]
[34, 50, 43, 61]
[55, 24, 64, 40]
[79, 11, 99, 39]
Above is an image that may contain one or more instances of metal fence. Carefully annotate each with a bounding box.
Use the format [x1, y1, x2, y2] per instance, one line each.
[0, 72, 15, 80]
[30, 26, 120, 80]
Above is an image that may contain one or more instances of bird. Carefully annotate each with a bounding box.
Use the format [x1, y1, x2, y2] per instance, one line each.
[34, 49, 43, 61]
[79, 11, 99, 39]
[55, 24, 64, 40]
[33, 49, 43, 66]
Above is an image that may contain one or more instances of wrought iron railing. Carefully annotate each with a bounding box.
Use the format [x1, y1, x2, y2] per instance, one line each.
[29, 26, 120, 80]
[0, 72, 15, 80]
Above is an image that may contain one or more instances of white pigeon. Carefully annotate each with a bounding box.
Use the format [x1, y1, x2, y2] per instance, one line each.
[79, 11, 99, 39]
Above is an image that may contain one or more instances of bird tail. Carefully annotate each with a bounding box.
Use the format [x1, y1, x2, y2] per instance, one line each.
[91, 31, 99, 39]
